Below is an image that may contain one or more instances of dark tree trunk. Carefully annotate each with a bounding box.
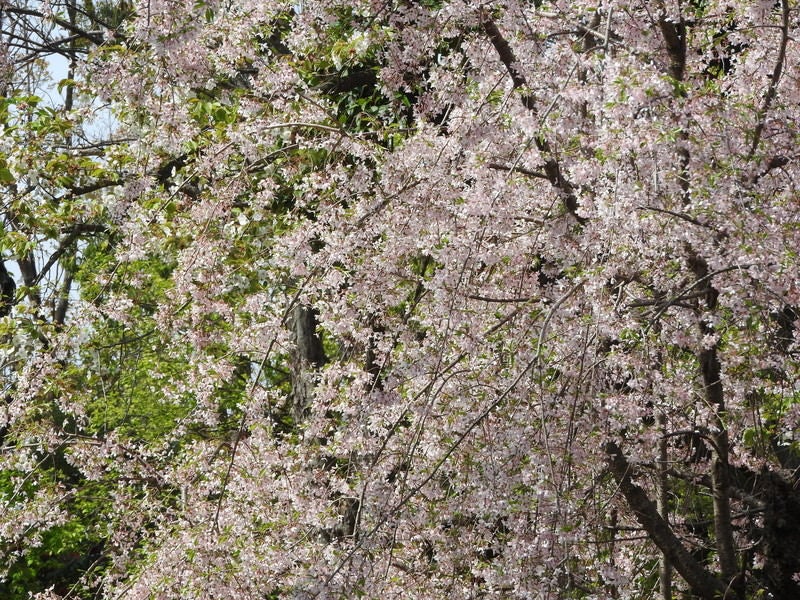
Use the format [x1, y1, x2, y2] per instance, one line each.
[290, 304, 325, 422]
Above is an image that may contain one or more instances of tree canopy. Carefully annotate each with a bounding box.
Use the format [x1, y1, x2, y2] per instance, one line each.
[1, 0, 800, 598]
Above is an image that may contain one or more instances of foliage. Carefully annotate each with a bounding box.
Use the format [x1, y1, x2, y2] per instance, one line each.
[2, 0, 800, 599]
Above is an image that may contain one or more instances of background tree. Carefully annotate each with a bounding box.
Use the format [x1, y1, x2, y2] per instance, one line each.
[0, 1, 131, 595]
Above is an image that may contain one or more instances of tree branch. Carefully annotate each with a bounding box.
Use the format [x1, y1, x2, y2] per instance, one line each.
[487, 162, 547, 180]
[2, 6, 104, 45]
[480, 13, 585, 224]
[749, 0, 790, 158]
[34, 223, 108, 287]
[480, 11, 532, 106]
[604, 441, 728, 599]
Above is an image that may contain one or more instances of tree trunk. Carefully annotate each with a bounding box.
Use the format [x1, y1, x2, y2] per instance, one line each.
[604, 441, 727, 600]
[290, 304, 325, 423]
[657, 414, 672, 600]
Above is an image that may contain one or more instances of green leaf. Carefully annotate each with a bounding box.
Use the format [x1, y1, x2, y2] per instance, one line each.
[57, 79, 78, 94]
